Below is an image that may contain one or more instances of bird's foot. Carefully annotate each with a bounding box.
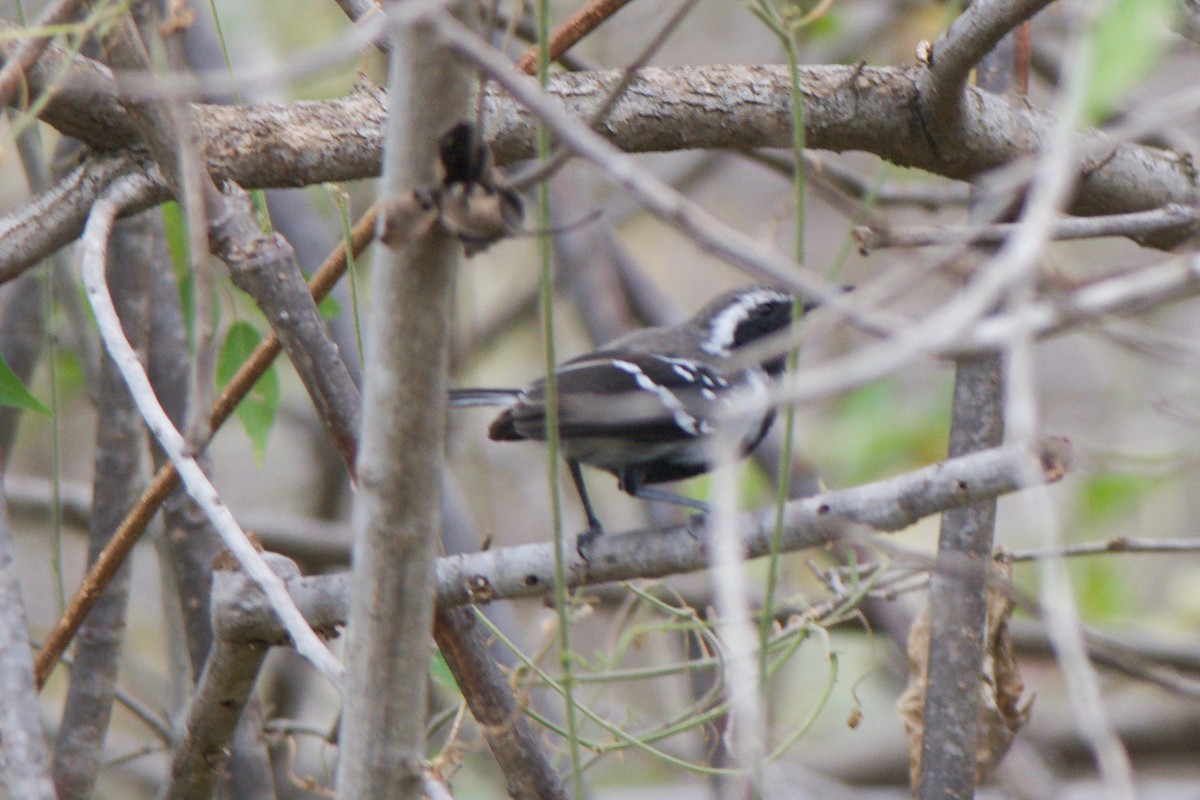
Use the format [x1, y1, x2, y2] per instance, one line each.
[684, 511, 708, 538]
[575, 523, 604, 559]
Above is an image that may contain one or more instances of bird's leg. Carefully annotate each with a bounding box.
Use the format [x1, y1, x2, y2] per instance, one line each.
[568, 459, 604, 553]
[621, 472, 711, 529]
[633, 489, 705, 513]
[631, 485, 711, 514]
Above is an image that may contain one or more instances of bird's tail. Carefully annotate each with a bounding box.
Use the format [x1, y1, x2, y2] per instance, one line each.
[448, 388, 522, 408]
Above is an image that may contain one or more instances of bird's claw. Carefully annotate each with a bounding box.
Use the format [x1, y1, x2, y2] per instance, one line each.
[575, 524, 604, 559]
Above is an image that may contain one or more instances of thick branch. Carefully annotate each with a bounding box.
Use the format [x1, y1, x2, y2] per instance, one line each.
[0, 492, 54, 799]
[917, 0, 1053, 125]
[155, 560, 283, 800]
[334, 4, 472, 798]
[3, 62, 1197, 278]
[52, 210, 150, 800]
[213, 439, 1071, 643]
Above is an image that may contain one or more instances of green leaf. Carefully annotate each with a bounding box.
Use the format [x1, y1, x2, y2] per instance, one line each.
[1084, 0, 1177, 124]
[0, 355, 49, 415]
[1074, 472, 1157, 528]
[429, 652, 460, 695]
[215, 322, 279, 461]
[1071, 557, 1132, 622]
[819, 380, 951, 485]
[317, 293, 341, 320]
[160, 201, 195, 345]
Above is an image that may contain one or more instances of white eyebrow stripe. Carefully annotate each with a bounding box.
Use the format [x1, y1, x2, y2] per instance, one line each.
[699, 288, 788, 355]
[611, 359, 701, 436]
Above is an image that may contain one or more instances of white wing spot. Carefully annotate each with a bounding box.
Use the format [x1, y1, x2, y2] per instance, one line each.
[612, 360, 701, 436]
[671, 364, 696, 381]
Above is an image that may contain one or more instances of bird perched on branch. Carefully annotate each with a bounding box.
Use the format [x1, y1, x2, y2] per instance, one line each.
[451, 284, 813, 539]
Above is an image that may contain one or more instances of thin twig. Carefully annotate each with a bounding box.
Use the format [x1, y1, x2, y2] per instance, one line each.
[513, 0, 636, 74]
[31, 206, 375, 689]
[855, 205, 1200, 253]
[424, 10, 884, 330]
[1010, 536, 1200, 561]
[507, 0, 699, 192]
[747, 149, 971, 210]
[0, 0, 88, 108]
[74, 179, 345, 689]
[52, 208, 151, 800]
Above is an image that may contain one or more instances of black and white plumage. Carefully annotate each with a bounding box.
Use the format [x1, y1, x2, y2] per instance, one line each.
[451, 285, 805, 535]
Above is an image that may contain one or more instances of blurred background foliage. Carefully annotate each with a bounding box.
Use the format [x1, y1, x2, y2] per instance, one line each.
[4, 0, 1200, 796]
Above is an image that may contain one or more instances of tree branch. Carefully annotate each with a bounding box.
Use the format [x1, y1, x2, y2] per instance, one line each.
[155, 557, 289, 800]
[51, 209, 151, 800]
[32, 207, 375, 691]
[77, 178, 344, 688]
[0, 491, 54, 799]
[334, 3, 473, 797]
[212, 439, 1071, 643]
[917, 0, 1055, 125]
[3, 59, 1197, 279]
[855, 205, 1200, 253]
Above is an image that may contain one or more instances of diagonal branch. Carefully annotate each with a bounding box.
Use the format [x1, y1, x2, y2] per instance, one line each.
[77, 178, 345, 689]
[31, 204, 376, 690]
[0, 0, 88, 108]
[917, 0, 1054, 126]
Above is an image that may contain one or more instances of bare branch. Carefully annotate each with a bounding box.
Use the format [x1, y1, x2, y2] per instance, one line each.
[0, 0, 88, 108]
[917, 0, 1054, 125]
[4, 58, 1199, 279]
[433, 608, 568, 800]
[78, 179, 344, 689]
[855, 205, 1200, 253]
[52, 210, 151, 800]
[155, 558, 291, 800]
[145, 255, 222, 679]
[0, 491, 54, 799]
[335, 3, 473, 797]
[32, 207, 376, 691]
[213, 438, 1071, 643]
[512, 0, 636, 74]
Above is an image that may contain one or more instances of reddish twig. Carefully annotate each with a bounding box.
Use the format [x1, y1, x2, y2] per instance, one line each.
[33, 209, 376, 690]
[514, 0, 637, 73]
[32, 0, 631, 694]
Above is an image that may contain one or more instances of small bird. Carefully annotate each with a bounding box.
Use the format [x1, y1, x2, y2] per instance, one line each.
[451, 284, 809, 537]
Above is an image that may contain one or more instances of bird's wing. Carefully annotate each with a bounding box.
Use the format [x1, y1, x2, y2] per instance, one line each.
[494, 352, 731, 443]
